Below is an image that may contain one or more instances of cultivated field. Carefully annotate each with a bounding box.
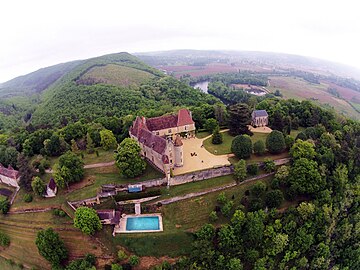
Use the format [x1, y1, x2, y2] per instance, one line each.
[79, 64, 155, 87]
[268, 76, 360, 119]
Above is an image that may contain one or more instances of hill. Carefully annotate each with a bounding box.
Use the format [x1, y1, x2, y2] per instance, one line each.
[0, 52, 216, 130]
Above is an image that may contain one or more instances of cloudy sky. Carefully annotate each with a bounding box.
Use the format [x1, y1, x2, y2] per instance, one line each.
[1, 0, 360, 82]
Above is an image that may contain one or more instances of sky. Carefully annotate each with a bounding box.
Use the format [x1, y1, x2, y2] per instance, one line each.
[1, 0, 360, 83]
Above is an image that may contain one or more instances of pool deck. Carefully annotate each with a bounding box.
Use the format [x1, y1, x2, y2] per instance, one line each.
[115, 213, 163, 234]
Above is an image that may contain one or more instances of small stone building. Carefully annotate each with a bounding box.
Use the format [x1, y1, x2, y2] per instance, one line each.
[0, 164, 20, 187]
[45, 178, 57, 197]
[251, 110, 269, 127]
[129, 109, 195, 179]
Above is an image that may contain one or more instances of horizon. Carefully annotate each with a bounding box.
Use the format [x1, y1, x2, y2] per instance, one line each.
[2, 48, 360, 84]
[1, 0, 360, 83]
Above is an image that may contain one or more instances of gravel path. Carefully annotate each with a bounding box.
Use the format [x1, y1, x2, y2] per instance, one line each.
[155, 172, 275, 205]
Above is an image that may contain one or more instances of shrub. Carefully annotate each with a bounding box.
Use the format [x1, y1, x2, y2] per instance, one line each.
[0, 231, 10, 246]
[53, 209, 66, 217]
[129, 255, 140, 266]
[296, 132, 307, 141]
[217, 192, 227, 205]
[234, 159, 247, 182]
[253, 140, 265, 156]
[247, 164, 259, 175]
[285, 135, 295, 149]
[263, 159, 276, 173]
[251, 182, 267, 196]
[117, 250, 128, 261]
[221, 200, 234, 217]
[23, 193, 33, 203]
[212, 126, 223, 145]
[114, 189, 162, 202]
[74, 207, 102, 235]
[248, 198, 264, 212]
[209, 211, 218, 222]
[111, 264, 123, 270]
[265, 190, 284, 208]
[0, 200, 10, 214]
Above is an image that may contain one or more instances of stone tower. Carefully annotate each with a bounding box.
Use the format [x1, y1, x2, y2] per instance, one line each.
[174, 135, 183, 167]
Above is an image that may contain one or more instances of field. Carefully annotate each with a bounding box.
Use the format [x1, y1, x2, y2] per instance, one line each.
[268, 76, 360, 119]
[0, 212, 108, 269]
[79, 64, 155, 87]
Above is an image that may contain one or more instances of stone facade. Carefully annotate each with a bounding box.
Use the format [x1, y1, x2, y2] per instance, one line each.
[251, 110, 269, 127]
[129, 109, 195, 179]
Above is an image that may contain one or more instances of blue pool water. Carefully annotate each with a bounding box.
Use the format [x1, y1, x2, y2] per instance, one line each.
[126, 216, 160, 231]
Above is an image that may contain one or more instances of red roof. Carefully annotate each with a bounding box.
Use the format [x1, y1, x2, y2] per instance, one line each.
[177, 109, 194, 126]
[0, 163, 19, 180]
[129, 109, 193, 156]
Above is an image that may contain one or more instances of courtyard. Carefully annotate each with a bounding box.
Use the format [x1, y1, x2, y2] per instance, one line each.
[172, 137, 230, 175]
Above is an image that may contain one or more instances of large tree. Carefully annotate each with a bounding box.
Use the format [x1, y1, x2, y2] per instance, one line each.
[290, 139, 316, 160]
[266, 130, 286, 154]
[228, 103, 252, 136]
[54, 151, 84, 188]
[31, 176, 46, 196]
[74, 207, 102, 235]
[17, 153, 34, 191]
[35, 228, 68, 267]
[231, 135, 253, 159]
[114, 138, 146, 178]
[288, 158, 325, 195]
[234, 159, 247, 182]
[100, 129, 118, 150]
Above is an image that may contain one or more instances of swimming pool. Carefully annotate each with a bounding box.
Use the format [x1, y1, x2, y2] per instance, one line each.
[126, 216, 160, 231]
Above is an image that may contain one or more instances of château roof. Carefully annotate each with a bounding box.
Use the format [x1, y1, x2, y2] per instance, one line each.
[129, 109, 193, 156]
[0, 163, 19, 180]
[253, 110, 268, 117]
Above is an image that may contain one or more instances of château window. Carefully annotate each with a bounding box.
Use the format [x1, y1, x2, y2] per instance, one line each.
[168, 129, 171, 133]
[156, 131, 159, 135]
[185, 125, 188, 130]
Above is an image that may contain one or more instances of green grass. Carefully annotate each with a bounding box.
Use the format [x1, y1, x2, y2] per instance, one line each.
[203, 131, 269, 155]
[0, 257, 24, 270]
[45, 148, 116, 169]
[203, 131, 234, 155]
[196, 130, 211, 139]
[161, 175, 235, 199]
[290, 127, 306, 137]
[229, 151, 290, 165]
[0, 212, 105, 270]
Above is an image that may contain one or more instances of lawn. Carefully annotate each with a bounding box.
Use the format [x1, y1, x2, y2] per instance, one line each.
[203, 131, 269, 155]
[196, 130, 211, 139]
[229, 151, 290, 165]
[112, 175, 274, 257]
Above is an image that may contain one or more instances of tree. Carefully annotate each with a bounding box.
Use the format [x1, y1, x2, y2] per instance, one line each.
[231, 135, 252, 159]
[0, 146, 19, 168]
[0, 200, 10, 214]
[204, 118, 219, 133]
[263, 159, 276, 173]
[290, 139, 316, 160]
[74, 207, 102, 235]
[100, 129, 118, 150]
[111, 264, 123, 270]
[44, 134, 66, 156]
[265, 190, 284, 208]
[296, 132, 307, 141]
[86, 132, 95, 154]
[66, 254, 96, 270]
[114, 138, 146, 178]
[54, 151, 84, 188]
[251, 182, 267, 196]
[253, 140, 265, 156]
[17, 153, 34, 191]
[209, 211, 218, 222]
[285, 135, 295, 150]
[35, 228, 68, 267]
[228, 103, 252, 136]
[221, 200, 234, 217]
[211, 126, 223, 144]
[227, 258, 243, 270]
[288, 158, 324, 195]
[71, 139, 79, 152]
[234, 159, 247, 182]
[266, 130, 286, 154]
[31, 176, 46, 196]
[248, 163, 259, 175]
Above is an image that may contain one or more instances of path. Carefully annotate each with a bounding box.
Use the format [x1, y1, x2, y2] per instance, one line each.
[10, 207, 56, 214]
[154, 172, 275, 205]
[46, 161, 115, 173]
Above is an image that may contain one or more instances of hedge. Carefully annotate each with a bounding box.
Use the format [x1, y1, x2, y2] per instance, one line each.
[114, 189, 162, 202]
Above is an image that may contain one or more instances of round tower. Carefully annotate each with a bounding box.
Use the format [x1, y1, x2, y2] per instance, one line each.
[174, 135, 183, 167]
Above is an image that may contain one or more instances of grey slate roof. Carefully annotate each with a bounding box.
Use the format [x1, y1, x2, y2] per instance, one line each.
[253, 110, 268, 117]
